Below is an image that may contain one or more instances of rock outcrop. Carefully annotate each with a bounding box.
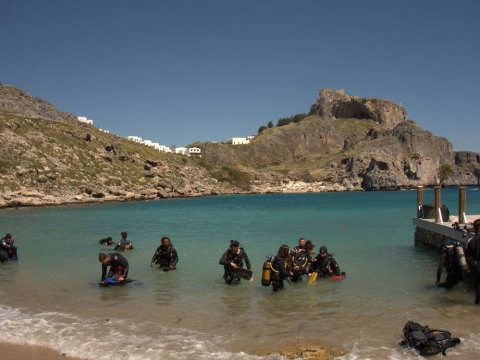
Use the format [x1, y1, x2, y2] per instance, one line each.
[196, 89, 479, 190]
[309, 89, 407, 129]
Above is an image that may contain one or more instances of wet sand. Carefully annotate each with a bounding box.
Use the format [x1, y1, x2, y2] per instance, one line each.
[0, 342, 80, 360]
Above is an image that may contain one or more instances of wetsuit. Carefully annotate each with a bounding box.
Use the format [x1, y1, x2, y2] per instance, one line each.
[114, 238, 133, 251]
[290, 251, 309, 282]
[0, 237, 17, 262]
[270, 255, 291, 291]
[467, 236, 480, 303]
[151, 245, 179, 270]
[101, 253, 129, 281]
[310, 254, 341, 277]
[219, 247, 251, 285]
[436, 243, 463, 289]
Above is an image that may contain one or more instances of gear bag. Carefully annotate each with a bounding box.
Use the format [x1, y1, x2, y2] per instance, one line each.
[402, 321, 460, 356]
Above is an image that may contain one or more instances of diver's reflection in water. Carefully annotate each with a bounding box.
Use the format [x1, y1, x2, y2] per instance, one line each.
[153, 268, 179, 306]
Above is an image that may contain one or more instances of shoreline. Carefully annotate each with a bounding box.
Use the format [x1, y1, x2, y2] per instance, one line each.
[0, 183, 477, 211]
[0, 341, 81, 360]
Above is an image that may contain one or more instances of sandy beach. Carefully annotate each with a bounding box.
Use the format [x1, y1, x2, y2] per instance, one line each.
[0, 342, 80, 360]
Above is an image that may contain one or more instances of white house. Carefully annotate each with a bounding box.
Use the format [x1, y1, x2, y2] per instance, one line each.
[188, 147, 202, 157]
[127, 136, 143, 143]
[77, 116, 93, 125]
[159, 145, 172, 153]
[175, 147, 189, 156]
[246, 135, 255, 141]
[228, 137, 250, 145]
[99, 129, 110, 134]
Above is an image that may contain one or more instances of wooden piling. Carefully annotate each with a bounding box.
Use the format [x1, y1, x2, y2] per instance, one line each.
[434, 186, 442, 223]
[417, 186, 424, 218]
[459, 186, 466, 224]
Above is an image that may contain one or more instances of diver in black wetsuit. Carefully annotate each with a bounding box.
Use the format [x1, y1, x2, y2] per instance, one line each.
[219, 240, 251, 285]
[310, 246, 342, 277]
[271, 244, 294, 292]
[436, 241, 464, 289]
[467, 219, 480, 304]
[292, 237, 306, 254]
[114, 231, 133, 251]
[99, 252, 129, 283]
[150, 236, 179, 271]
[0, 233, 17, 262]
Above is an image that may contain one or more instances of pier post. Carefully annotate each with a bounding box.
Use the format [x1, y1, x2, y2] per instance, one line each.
[417, 186, 424, 218]
[459, 186, 467, 224]
[434, 186, 442, 223]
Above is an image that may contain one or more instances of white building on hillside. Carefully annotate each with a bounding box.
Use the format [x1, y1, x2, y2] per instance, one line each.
[188, 147, 202, 157]
[228, 137, 250, 145]
[175, 147, 189, 156]
[127, 136, 143, 143]
[77, 116, 93, 125]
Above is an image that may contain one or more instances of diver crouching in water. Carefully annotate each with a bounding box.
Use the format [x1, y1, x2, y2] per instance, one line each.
[150, 236, 178, 271]
[98, 252, 129, 284]
[270, 245, 294, 292]
[219, 240, 251, 285]
[309, 246, 343, 278]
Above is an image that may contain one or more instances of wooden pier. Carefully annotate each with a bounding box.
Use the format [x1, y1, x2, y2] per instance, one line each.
[413, 186, 478, 250]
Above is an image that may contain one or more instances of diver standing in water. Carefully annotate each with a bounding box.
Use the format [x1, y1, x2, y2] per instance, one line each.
[114, 231, 134, 251]
[219, 240, 251, 285]
[99, 252, 129, 284]
[0, 233, 17, 262]
[270, 244, 294, 292]
[150, 236, 179, 271]
[467, 219, 480, 304]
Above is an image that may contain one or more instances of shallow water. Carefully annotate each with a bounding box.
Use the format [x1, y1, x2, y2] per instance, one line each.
[1, 189, 480, 359]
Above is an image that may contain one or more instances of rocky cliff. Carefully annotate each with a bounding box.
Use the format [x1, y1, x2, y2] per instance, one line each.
[196, 89, 480, 190]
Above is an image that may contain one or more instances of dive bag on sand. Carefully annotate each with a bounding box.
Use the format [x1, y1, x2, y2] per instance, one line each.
[402, 321, 460, 356]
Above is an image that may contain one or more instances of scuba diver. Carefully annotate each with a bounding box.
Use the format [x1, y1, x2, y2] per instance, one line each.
[436, 240, 468, 289]
[99, 237, 115, 246]
[150, 236, 179, 271]
[270, 244, 294, 292]
[0, 233, 17, 262]
[290, 240, 313, 282]
[98, 252, 129, 284]
[219, 240, 251, 285]
[114, 231, 134, 251]
[467, 219, 480, 304]
[309, 246, 342, 278]
[292, 238, 306, 254]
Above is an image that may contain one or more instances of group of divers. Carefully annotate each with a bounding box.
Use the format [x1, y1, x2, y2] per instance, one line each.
[3, 222, 480, 299]
[97, 233, 345, 290]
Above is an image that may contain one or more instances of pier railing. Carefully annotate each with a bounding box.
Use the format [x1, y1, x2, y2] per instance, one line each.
[414, 186, 476, 250]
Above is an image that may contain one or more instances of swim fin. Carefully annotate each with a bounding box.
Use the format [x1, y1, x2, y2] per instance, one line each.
[308, 272, 318, 284]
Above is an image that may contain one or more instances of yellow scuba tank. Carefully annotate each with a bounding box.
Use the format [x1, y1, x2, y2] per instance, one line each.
[262, 256, 273, 286]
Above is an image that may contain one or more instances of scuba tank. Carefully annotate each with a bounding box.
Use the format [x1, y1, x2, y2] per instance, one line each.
[262, 256, 273, 286]
[455, 243, 469, 274]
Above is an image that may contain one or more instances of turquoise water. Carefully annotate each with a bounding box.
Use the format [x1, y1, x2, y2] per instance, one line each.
[1, 189, 480, 359]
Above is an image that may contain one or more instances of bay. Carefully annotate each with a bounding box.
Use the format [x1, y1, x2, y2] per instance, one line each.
[1, 189, 480, 359]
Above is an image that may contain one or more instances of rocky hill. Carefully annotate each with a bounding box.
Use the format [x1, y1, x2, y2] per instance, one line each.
[0, 85, 238, 208]
[1, 85, 478, 209]
[195, 89, 480, 191]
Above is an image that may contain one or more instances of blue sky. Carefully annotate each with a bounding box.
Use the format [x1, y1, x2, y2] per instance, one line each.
[1, 0, 479, 152]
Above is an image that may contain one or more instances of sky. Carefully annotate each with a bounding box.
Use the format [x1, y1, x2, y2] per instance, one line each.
[1, 0, 479, 152]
